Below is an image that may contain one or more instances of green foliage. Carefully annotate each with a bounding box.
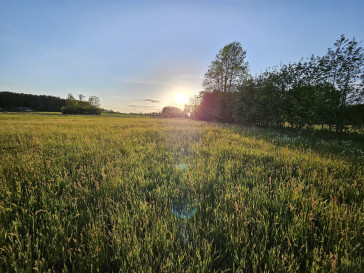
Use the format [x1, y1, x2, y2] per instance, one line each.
[0, 114, 363, 272]
[190, 91, 216, 121]
[192, 91, 236, 123]
[233, 74, 286, 127]
[0, 91, 66, 111]
[162, 106, 187, 118]
[192, 35, 364, 130]
[344, 104, 364, 130]
[61, 94, 102, 115]
[321, 34, 364, 105]
[203, 41, 249, 93]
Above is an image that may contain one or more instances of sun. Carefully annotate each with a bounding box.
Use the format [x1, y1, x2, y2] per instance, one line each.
[174, 92, 189, 105]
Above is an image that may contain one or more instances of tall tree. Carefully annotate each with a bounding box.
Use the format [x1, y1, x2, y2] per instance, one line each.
[79, 94, 85, 101]
[88, 96, 101, 108]
[203, 41, 249, 93]
[321, 34, 364, 105]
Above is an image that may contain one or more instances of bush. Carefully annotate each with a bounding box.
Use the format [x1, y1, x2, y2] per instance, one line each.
[61, 105, 102, 115]
[162, 106, 187, 118]
[61, 94, 102, 115]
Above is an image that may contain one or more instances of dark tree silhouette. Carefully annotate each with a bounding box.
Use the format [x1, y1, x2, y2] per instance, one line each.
[162, 106, 187, 118]
[0, 91, 66, 111]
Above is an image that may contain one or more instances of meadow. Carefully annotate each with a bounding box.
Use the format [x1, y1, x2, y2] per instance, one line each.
[0, 114, 363, 272]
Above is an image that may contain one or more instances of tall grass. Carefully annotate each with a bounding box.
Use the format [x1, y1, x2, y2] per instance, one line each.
[0, 114, 363, 272]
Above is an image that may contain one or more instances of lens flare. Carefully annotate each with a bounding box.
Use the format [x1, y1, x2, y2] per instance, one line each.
[175, 163, 189, 171]
[172, 204, 197, 219]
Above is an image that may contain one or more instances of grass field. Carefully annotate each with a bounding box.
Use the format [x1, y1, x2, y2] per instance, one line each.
[0, 114, 363, 272]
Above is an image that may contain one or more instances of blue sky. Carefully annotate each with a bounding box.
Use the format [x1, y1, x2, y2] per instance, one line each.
[1, 0, 363, 112]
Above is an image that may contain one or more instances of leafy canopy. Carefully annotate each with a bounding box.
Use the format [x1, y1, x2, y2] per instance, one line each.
[203, 41, 249, 93]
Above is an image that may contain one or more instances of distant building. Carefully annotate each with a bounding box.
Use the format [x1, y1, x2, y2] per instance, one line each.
[16, 107, 33, 112]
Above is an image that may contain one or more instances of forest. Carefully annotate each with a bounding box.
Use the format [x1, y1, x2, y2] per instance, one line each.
[0, 91, 66, 112]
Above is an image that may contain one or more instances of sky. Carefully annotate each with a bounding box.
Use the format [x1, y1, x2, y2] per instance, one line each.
[1, 0, 363, 113]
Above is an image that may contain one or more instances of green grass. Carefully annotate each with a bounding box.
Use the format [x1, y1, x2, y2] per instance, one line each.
[0, 114, 363, 272]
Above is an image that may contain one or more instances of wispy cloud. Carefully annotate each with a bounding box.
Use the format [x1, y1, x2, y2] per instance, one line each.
[128, 105, 157, 109]
[144, 99, 160, 103]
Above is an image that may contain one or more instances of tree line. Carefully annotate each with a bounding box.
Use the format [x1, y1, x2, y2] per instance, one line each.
[0, 91, 103, 115]
[188, 35, 364, 131]
[0, 91, 66, 111]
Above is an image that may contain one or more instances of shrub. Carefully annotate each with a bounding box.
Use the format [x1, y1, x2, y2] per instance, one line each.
[162, 106, 188, 118]
[61, 94, 102, 115]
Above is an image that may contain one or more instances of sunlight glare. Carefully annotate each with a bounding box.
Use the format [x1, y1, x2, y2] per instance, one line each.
[174, 92, 189, 105]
